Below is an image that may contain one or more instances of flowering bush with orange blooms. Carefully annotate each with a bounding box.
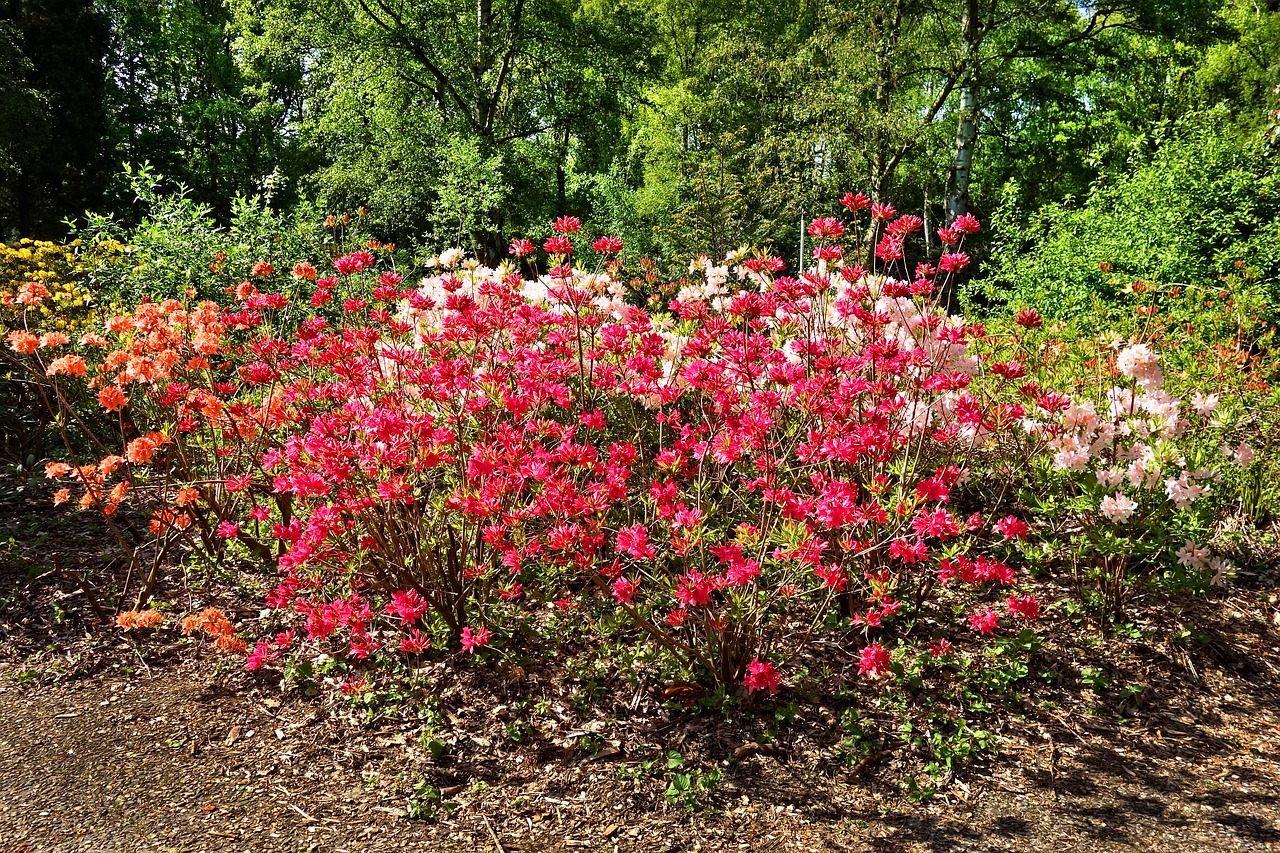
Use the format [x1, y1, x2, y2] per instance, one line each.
[5, 195, 1268, 700]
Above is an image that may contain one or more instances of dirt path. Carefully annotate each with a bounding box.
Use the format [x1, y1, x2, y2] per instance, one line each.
[1, 653, 1278, 853]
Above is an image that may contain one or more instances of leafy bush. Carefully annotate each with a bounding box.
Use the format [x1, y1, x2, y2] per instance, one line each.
[970, 108, 1280, 320]
[73, 164, 370, 307]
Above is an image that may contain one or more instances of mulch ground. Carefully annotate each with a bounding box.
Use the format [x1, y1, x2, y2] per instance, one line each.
[1, 477, 1279, 852]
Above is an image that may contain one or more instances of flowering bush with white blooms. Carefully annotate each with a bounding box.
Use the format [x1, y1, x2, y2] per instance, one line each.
[1011, 328, 1256, 616]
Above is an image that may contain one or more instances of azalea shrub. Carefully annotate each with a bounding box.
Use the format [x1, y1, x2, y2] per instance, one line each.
[4, 194, 1269, 698]
[1011, 332, 1263, 617]
[986, 263, 1279, 616]
[1, 237, 127, 467]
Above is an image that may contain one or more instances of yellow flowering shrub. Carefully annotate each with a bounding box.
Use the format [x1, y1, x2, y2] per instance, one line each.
[0, 238, 127, 333]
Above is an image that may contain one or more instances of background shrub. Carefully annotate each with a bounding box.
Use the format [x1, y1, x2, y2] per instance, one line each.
[969, 108, 1280, 321]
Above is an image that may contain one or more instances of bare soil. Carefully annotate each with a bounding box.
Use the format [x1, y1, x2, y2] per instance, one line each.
[2, 477, 1279, 853]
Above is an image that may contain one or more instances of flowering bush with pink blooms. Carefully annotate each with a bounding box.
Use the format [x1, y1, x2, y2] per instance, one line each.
[5, 193, 1272, 702]
[978, 280, 1278, 619]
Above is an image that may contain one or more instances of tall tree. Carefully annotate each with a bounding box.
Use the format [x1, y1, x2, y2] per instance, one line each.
[0, 0, 110, 239]
[230, 0, 655, 255]
[100, 0, 306, 218]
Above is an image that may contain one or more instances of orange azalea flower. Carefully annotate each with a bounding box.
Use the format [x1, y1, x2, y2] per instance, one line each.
[214, 635, 248, 654]
[181, 607, 242, 653]
[117, 609, 164, 630]
[7, 331, 38, 354]
[97, 455, 125, 475]
[38, 332, 69, 348]
[193, 301, 220, 322]
[73, 464, 100, 483]
[124, 356, 163, 383]
[102, 350, 129, 372]
[46, 355, 87, 377]
[251, 261, 274, 277]
[98, 386, 128, 412]
[174, 487, 200, 507]
[126, 436, 159, 464]
[105, 315, 134, 334]
[79, 332, 110, 347]
[17, 281, 51, 305]
[234, 281, 257, 300]
[192, 330, 224, 353]
[52, 488, 71, 506]
[200, 396, 224, 419]
[45, 461, 72, 478]
[292, 262, 317, 281]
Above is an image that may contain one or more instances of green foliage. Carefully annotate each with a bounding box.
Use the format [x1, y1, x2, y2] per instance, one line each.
[100, 0, 302, 219]
[407, 779, 457, 822]
[228, 0, 657, 257]
[660, 751, 721, 811]
[1196, 1, 1280, 139]
[971, 109, 1280, 319]
[74, 165, 342, 305]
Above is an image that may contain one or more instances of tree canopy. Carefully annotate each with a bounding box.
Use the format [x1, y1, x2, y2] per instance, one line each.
[2, 0, 1278, 285]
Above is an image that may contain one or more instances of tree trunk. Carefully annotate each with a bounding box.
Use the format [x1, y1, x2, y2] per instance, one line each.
[946, 0, 980, 219]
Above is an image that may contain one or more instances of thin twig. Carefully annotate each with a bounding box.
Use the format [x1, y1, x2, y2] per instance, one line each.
[483, 815, 506, 853]
[55, 556, 110, 625]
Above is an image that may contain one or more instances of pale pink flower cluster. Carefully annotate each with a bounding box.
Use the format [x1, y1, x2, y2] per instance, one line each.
[1190, 392, 1219, 418]
[687, 255, 731, 292]
[1175, 541, 1210, 571]
[1226, 440, 1256, 466]
[1120, 442, 1164, 489]
[1164, 473, 1210, 509]
[1053, 436, 1092, 473]
[1100, 491, 1139, 523]
[1136, 390, 1181, 438]
[1095, 466, 1124, 489]
[1209, 557, 1235, 587]
[1050, 343, 1213, 515]
[1116, 343, 1163, 390]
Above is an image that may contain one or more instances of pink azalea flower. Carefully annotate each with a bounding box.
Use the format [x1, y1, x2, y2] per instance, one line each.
[461, 625, 490, 653]
[968, 607, 1000, 635]
[617, 524, 656, 560]
[1007, 594, 1041, 621]
[611, 576, 639, 605]
[858, 643, 892, 678]
[743, 659, 782, 695]
[993, 515, 1028, 540]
